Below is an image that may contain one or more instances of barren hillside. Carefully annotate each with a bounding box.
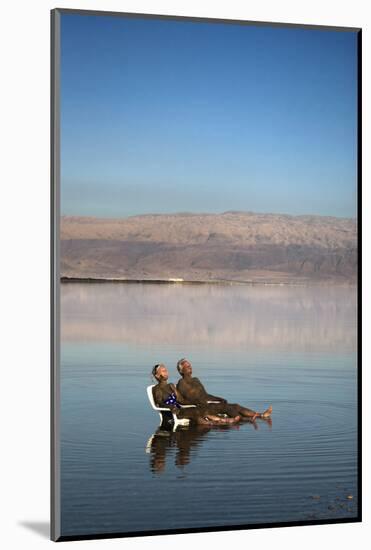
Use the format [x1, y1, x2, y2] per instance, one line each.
[60, 212, 357, 283]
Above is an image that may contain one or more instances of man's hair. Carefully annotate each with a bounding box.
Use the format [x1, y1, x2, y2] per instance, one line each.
[177, 358, 187, 374]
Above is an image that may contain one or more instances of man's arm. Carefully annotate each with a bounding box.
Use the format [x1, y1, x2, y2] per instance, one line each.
[176, 379, 194, 404]
[173, 384, 195, 406]
[194, 378, 227, 403]
[176, 378, 207, 405]
[206, 393, 227, 402]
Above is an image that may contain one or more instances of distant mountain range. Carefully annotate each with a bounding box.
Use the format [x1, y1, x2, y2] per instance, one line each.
[60, 212, 357, 284]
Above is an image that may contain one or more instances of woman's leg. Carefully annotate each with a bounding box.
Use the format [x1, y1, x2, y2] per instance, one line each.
[206, 414, 240, 424]
[181, 407, 240, 425]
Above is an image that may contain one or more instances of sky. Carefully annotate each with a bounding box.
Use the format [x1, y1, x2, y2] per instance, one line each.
[60, 13, 358, 218]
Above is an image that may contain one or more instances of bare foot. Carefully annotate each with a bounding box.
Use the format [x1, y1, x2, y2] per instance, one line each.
[261, 405, 273, 418]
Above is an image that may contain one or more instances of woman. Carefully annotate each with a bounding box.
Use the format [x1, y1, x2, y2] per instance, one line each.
[152, 363, 240, 426]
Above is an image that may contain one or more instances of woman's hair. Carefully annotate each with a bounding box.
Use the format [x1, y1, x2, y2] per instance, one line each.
[152, 363, 164, 379]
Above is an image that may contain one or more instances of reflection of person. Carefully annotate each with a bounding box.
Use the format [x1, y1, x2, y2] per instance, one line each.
[148, 426, 213, 473]
[152, 364, 240, 426]
[148, 429, 174, 474]
[176, 358, 272, 421]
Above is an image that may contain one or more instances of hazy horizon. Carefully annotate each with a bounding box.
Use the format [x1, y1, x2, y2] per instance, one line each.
[60, 208, 357, 221]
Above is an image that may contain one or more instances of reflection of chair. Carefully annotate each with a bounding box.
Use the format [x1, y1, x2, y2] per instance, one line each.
[145, 429, 171, 454]
[146, 385, 196, 430]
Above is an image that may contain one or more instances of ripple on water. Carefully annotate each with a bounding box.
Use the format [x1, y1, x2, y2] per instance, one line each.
[60, 284, 358, 535]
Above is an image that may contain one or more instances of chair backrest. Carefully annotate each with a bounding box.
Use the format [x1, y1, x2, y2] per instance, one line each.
[147, 385, 159, 411]
[146, 385, 191, 430]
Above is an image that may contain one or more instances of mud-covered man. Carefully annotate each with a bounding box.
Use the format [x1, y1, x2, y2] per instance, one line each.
[176, 358, 272, 421]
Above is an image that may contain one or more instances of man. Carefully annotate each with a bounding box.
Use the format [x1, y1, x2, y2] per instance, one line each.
[176, 358, 272, 421]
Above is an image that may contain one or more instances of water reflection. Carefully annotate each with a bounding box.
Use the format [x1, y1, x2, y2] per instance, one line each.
[146, 421, 269, 474]
[61, 282, 356, 352]
[60, 282, 358, 533]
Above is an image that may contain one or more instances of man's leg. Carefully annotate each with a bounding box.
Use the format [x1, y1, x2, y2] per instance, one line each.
[224, 403, 272, 419]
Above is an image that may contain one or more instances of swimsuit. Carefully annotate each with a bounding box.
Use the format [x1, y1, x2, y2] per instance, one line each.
[164, 392, 181, 409]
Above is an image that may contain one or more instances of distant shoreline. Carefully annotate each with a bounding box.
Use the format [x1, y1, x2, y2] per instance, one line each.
[61, 214, 357, 285]
[60, 276, 355, 287]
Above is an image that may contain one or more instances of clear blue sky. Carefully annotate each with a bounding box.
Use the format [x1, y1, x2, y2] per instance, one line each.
[60, 13, 358, 218]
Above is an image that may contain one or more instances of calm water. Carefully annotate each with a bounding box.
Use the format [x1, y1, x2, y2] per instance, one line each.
[60, 283, 358, 537]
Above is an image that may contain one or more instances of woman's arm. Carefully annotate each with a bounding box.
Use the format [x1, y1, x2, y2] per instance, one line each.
[153, 384, 179, 414]
[152, 385, 165, 407]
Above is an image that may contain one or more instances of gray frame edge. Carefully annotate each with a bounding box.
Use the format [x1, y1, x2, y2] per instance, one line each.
[49, 8, 362, 541]
[53, 7, 361, 32]
[51, 8, 61, 543]
[356, 28, 362, 523]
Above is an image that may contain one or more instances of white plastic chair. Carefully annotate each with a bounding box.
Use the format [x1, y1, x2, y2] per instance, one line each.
[147, 385, 196, 429]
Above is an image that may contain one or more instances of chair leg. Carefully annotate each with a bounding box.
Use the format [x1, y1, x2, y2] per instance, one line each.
[160, 411, 175, 430]
[173, 413, 190, 429]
